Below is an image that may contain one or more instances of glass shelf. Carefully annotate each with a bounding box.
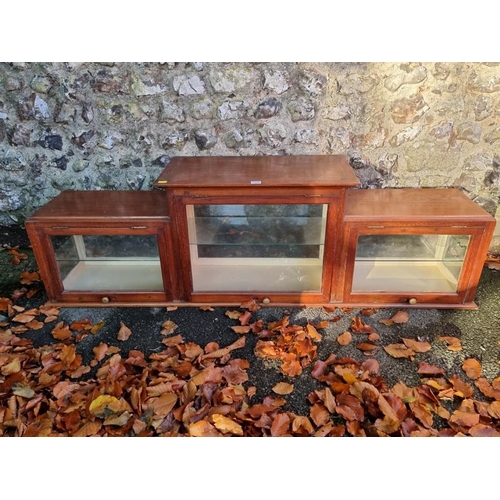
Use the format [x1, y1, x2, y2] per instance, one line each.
[352, 234, 470, 293]
[187, 204, 327, 292]
[51, 235, 163, 292]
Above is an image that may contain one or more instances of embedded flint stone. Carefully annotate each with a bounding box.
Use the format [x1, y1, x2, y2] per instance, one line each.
[82, 103, 94, 123]
[263, 69, 290, 95]
[8, 124, 31, 146]
[294, 129, 319, 144]
[18, 94, 50, 120]
[390, 95, 429, 124]
[159, 101, 186, 123]
[172, 75, 205, 96]
[51, 156, 69, 170]
[254, 98, 281, 119]
[38, 133, 63, 150]
[161, 132, 189, 150]
[287, 100, 315, 122]
[71, 130, 95, 149]
[194, 130, 217, 150]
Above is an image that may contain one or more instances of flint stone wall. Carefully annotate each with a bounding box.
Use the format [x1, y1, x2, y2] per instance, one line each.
[0, 62, 499, 252]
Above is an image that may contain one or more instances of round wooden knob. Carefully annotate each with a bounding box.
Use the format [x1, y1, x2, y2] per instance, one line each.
[262, 297, 271, 304]
[101, 296, 110, 303]
[408, 298, 417, 305]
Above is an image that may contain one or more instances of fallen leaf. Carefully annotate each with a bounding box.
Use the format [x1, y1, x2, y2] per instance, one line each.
[161, 320, 178, 335]
[487, 401, 500, 419]
[212, 414, 243, 436]
[310, 403, 330, 427]
[384, 343, 415, 359]
[12, 313, 37, 324]
[166, 306, 178, 311]
[90, 321, 105, 335]
[199, 306, 214, 311]
[189, 420, 220, 437]
[225, 310, 242, 320]
[73, 421, 103, 437]
[306, 323, 322, 342]
[89, 395, 122, 418]
[449, 410, 480, 428]
[270, 413, 290, 436]
[230, 325, 251, 334]
[272, 382, 294, 395]
[402, 338, 431, 353]
[0, 297, 13, 311]
[239, 310, 252, 326]
[417, 362, 446, 376]
[462, 358, 482, 380]
[351, 316, 375, 334]
[117, 322, 132, 341]
[52, 322, 72, 340]
[337, 331, 352, 346]
[439, 336, 462, 352]
[379, 311, 409, 326]
[20, 271, 40, 285]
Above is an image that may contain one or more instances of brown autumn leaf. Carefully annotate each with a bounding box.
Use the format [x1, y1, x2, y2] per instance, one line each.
[73, 420, 103, 437]
[417, 362, 446, 376]
[475, 378, 500, 401]
[270, 413, 290, 437]
[89, 395, 122, 418]
[439, 336, 462, 352]
[117, 322, 132, 341]
[379, 311, 409, 326]
[306, 323, 322, 342]
[449, 375, 474, 398]
[212, 414, 244, 436]
[69, 319, 93, 331]
[19, 271, 40, 285]
[90, 321, 105, 335]
[351, 316, 375, 334]
[281, 352, 302, 377]
[189, 420, 220, 437]
[148, 392, 178, 417]
[161, 320, 178, 335]
[12, 313, 37, 324]
[361, 358, 380, 375]
[239, 310, 252, 326]
[310, 403, 330, 427]
[335, 393, 365, 422]
[1, 358, 21, 375]
[462, 358, 482, 380]
[469, 424, 500, 437]
[26, 319, 44, 330]
[337, 331, 352, 346]
[356, 342, 380, 354]
[52, 322, 72, 340]
[166, 306, 178, 311]
[402, 338, 431, 353]
[199, 306, 214, 311]
[0, 297, 13, 311]
[240, 298, 261, 312]
[487, 401, 500, 419]
[314, 320, 330, 329]
[384, 343, 415, 359]
[360, 309, 375, 316]
[225, 310, 242, 320]
[272, 382, 294, 395]
[231, 325, 251, 334]
[449, 410, 480, 428]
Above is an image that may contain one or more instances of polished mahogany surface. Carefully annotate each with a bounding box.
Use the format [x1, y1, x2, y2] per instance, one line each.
[27, 190, 169, 221]
[153, 155, 360, 189]
[345, 188, 493, 221]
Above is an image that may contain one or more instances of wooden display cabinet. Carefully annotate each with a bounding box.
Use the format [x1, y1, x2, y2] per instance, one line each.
[153, 155, 359, 304]
[25, 191, 176, 305]
[339, 188, 496, 309]
[25, 155, 496, 309]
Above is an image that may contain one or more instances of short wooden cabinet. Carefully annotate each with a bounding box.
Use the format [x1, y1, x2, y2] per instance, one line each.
[339, 189, 496, 308]
[25, 155, 496, 309]
[25, 191, 176, 305]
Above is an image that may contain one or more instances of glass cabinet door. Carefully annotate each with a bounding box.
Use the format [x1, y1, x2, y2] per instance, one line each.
[51, 234, 163, 291]
[352, 234, 470, 293]
[187, 204, 327, 292]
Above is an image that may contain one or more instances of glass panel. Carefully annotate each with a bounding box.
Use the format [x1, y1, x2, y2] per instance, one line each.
[187, 204, 327, 292]
[51, 235, 163, 291]
[353, 234, 470, 293]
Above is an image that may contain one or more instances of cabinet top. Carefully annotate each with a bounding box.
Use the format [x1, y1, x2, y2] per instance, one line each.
[345, 188, 495, 221]
[27, 190, 169, 221]
[153, 155, 360, 189]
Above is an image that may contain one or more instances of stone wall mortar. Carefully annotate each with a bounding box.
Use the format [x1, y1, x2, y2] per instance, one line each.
[0, 62, 499, 250]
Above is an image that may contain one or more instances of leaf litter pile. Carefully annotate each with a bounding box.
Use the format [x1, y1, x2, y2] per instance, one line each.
[2, 272, 500, 436]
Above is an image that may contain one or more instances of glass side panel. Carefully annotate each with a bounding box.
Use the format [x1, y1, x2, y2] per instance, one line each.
[187, 204, 327, 292]
[353, 234, 470, 293]
[51, 235, 163, 291]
